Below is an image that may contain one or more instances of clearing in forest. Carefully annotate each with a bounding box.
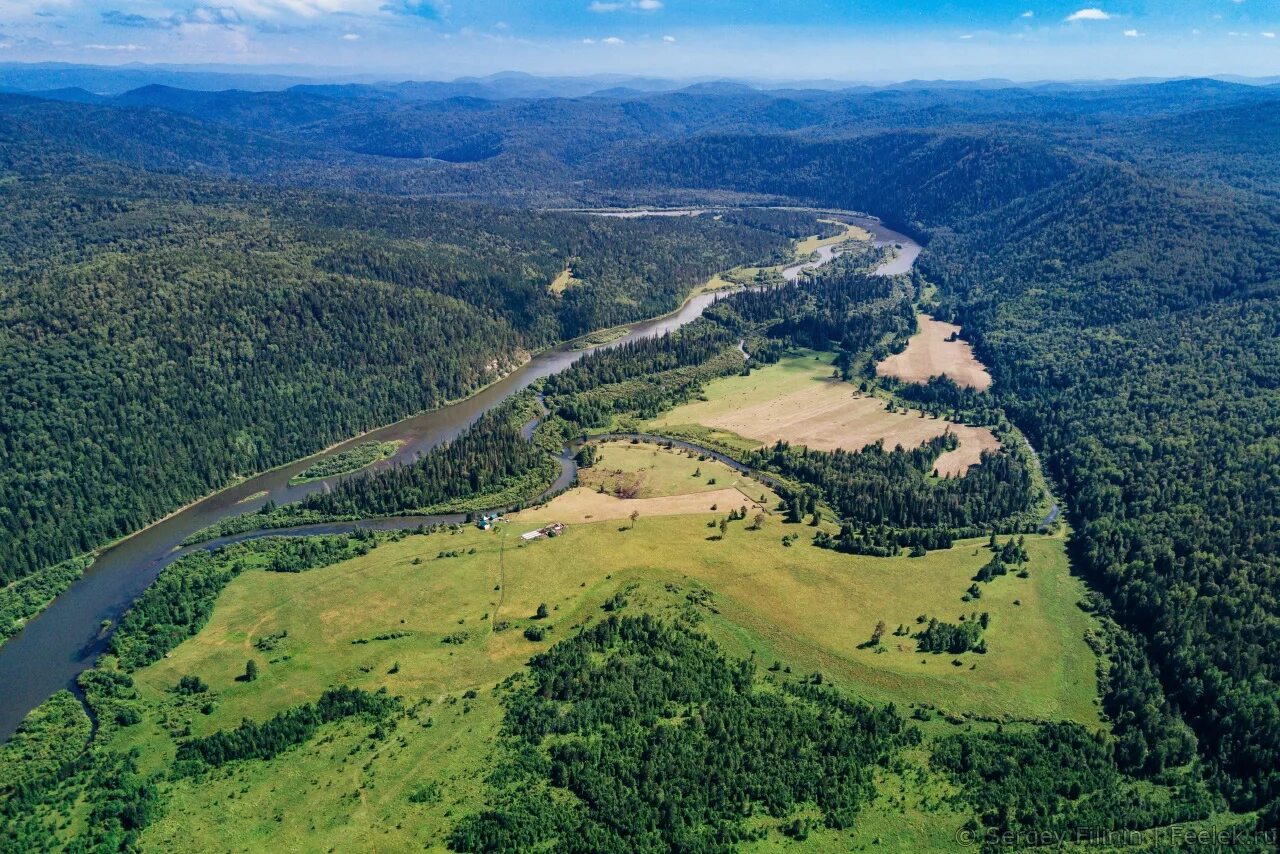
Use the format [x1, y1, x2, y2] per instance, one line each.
[793, 218, 872, 256]
[535, 487, 768, 525]
[555, 441, 773, 523]
[649, 352, 999, 477]
[548, 265, 582, 294]
[876, 315, 993, 391]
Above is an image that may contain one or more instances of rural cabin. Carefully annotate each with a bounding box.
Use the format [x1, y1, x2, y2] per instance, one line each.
[520, 522, 567, 541]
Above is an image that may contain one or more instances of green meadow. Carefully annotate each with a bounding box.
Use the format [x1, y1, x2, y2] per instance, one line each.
[102, 440, 1101, 851]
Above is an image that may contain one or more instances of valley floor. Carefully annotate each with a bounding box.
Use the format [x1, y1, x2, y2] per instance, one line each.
[109, 440, 1098, 851]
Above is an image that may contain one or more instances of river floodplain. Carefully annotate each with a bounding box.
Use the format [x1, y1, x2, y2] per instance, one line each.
[109, 439, 1097, 851]
[0, 212, 919, 742]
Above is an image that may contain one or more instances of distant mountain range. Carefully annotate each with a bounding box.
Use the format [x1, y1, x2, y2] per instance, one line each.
[2, 62, 1278, 99]
[2, 70, 1277, 210]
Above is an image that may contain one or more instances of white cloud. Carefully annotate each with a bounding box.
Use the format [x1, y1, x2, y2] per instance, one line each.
[83, 42, 146, 50]
[959, 33, 974, 39]
[588, 0, 661, 11]
[105, 0, 425, 22]
[341, 32, 359, 39]
[380, 0, 449, 21]
[1123, 29, 1140, 37]
[241, 0, 371, 18]
[101, 7, 243, 31]
[1020, 10, 1034, 18]
[1263, 32, 1276, 38]
[602, 35, 624, 44]
[1065, 8, 1110, 21]
[177, 20, 251, 51]
[662, 34, 675, 43]
[581, 37, 594, 43]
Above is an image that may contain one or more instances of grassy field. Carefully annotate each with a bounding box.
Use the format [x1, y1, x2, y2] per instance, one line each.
[124, 533, 1096, 848]
[108, 437, 1097, 851]
[793, 219, 872, 257]
[548, 265, 582, 294]
[579, 440, 770, 498]
[648, 351, 1000, 476]
[876, 314, 993, 391]
[698, 271, 742, 293]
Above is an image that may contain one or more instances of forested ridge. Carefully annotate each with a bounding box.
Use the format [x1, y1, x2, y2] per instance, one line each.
[0, 153, 789, 589]
[8, 77, 1275, 204]
[619, 122, 1280, 812]
[2, 76, 1279, 843]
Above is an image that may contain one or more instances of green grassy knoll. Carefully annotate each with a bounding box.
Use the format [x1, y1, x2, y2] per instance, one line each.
[579, 439, 768, 499]
[93, 440, 1102, 850]
[117, 511, 1097, 850]
[140, 693, 502, 852]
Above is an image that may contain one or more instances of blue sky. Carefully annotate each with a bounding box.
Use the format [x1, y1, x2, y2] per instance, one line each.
[1, 1, 1277, 80]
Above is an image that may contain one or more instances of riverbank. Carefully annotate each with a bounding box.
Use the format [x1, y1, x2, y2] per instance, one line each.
[0, 210, 919, 741]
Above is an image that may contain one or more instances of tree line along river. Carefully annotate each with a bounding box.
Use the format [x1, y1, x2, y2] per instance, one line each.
[0, 212, 919, 740]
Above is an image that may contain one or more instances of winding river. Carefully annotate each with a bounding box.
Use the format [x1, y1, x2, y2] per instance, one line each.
[0, 213, 918, 740]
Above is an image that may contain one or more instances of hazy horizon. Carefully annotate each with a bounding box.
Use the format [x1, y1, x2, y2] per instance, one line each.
[1, 60, 1277, 93]
[0, 1, 1277, 81]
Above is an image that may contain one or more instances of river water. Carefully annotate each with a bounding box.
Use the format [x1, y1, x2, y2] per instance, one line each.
[0, 213, 917, 739]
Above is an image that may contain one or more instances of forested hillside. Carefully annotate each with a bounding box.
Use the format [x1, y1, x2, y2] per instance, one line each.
[0, 151, 789, 587]
[616, 124, 1280, 812]
[8, 79, 1278, 203]
[2, 75, 1278, 837]
[932, 187, 1280, 809]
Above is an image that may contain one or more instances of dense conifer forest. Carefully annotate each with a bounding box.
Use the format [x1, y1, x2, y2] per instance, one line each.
[295, 399, 559, 519]
[0, 157, 788, 588]
[1, 74, 1278, 846]
[750, 437, 1037, 536]
[596, 105, 1280, 816]
[450, 615, 916, 852]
